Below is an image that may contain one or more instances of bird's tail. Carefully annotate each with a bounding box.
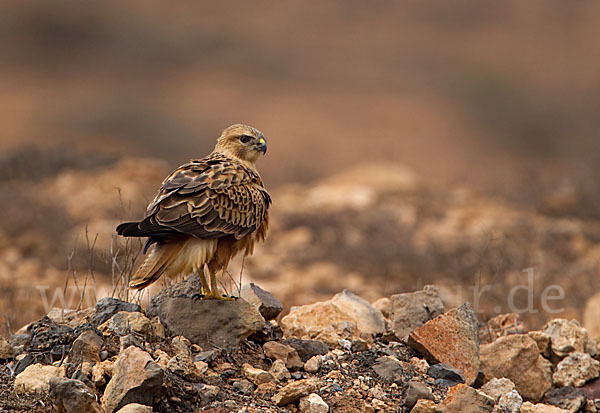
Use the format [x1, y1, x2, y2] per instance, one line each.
[129, 239, 187, 289]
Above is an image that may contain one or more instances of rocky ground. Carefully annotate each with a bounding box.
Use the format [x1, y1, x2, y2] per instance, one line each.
[1, 278, 600, 413]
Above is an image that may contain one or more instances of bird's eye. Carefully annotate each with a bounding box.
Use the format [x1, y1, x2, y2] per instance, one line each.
[240, 135, 252, 144]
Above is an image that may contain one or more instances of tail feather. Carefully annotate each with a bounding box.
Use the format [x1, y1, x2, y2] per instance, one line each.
[129, 240, 187, 289]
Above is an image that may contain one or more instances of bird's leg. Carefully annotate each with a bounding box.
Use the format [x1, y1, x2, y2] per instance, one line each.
[203, 265, 235, 301]
[191, 267, 210, 301]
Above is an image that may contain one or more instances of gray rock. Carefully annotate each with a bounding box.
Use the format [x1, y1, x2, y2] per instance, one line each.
[240, 283, 283, 321]
[146, 276, 265, 349]
[403, 381, 434, 408]
[68, 330, 103, 364]
[49, 377, 103, 413]
[195, 350, 217, 363]
[101, 346, 163, 413]
[233, 379, 254, 394]
[92, 297, 142, 326]
[498, 390, 523, 413]
[553, 352, 600, 387]
[427, 363, 465, 387]
[195, 383, 220, 403]
[372, 355, 404, 383]
[545, 386, 586, 413]
[282, 338, 330, 362]
[480, 377, 516, 402]
[390, 285, 445, 340]
[543, 319, 597, 358]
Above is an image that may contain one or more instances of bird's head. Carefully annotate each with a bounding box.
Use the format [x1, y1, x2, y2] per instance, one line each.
[214, 124, 267, 165]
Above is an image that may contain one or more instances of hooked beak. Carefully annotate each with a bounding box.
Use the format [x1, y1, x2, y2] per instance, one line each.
[257, 137, 267, 154]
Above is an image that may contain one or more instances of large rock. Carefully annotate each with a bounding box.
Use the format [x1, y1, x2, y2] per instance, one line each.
[14, 363, 66, 394]
[280, 290, 384, 346]
[101, 346, 163, 413]
[49, 377, 103, 413]
[408, 302, 479, 385]
[280, 300, 360, 346]
[390, 285, 445, 340]
[240, 283, 283, 321]
[115, 405, 153, 413]
[330, 290, 386, 335]
[543, 319, 596, 358]
[146, 276, 264, 349]
[92, 297, 142, 326]
[553, 352, 600, 387]
[479, 334, 552, 402]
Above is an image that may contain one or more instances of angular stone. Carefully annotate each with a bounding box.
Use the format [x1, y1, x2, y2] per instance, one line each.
[146, 276, 264, 349]
[115, 404, 153, 413]
[498, 390, 522, 413]
[553, 352, 600, 387]
[442, 384, 494, 413]
[263, 341, 303, 370]
[167, 353, 202, 382]
[543, 319, 597, 358]
[0, 336, 14, 359]
[408, 302, 479, 385]
[197, 383, 220, 403]
[270, 359, 291, 382]
[390, 285, 444, 341]
[282, 338, 330, 362]
[92, 297, 142, 326]
[101, 311, 153, 338]
[240, 283, 283, 321]
[427, 363, 465, 387]
[280, 300, 360, 346]
[271, 378, 318, 406]
[49, 377, 103, 413]
[480, 377, 516, 402]
[101, 346, 163, 413]
[304, 355, 322, 374]
[545, 386, 586, 413]
[242, 363, 273, 385]
[14, 363, 66, 394]
[299, 393, 329, 413]
[403, 381, 434, 409]
[372, 355, 404, 383]
[480, 334, 551, 402]
[92, 360, 114, 388]
[68, 330, 103, 364]
[520, 402, 570, 413]
[330, 290, 386, 335]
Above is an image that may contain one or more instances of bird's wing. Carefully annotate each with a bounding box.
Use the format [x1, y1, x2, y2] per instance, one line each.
[125, 153, 271, 240]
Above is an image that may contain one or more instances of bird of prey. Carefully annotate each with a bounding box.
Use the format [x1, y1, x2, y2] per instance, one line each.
[116, 124, 271, 300]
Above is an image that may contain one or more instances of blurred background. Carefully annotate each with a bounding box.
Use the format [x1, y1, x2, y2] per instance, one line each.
[2, 0, 600, 335]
